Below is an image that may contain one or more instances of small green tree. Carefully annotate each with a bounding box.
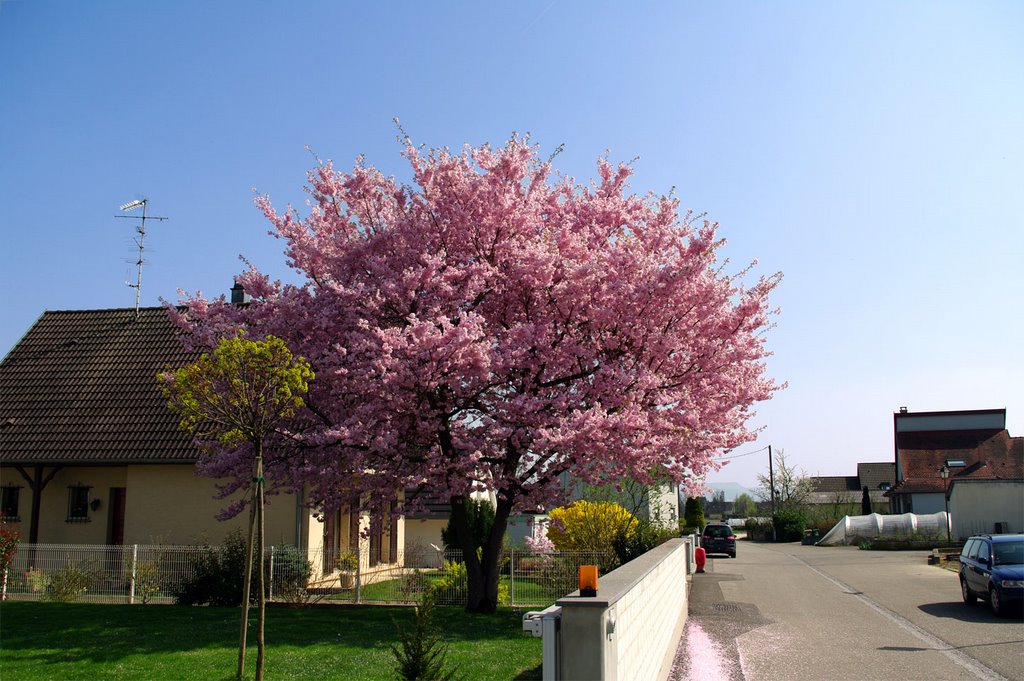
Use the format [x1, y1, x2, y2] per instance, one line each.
[440, 499, 495, 553]
[683, 497, 705, 532]
[159, 332, 313, 681]
[733, 493, 757, 518]
[391, 592, 458, 681]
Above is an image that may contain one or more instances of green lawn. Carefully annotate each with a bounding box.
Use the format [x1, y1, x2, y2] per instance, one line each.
[343, 573, 566, 607]
[0, 601, 542, 680]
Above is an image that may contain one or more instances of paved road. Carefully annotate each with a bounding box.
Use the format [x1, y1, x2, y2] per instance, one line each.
[669, 541, 1023, 681]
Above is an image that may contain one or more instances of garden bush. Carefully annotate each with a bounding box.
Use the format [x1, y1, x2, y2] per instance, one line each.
[271, 544, 314, 604]
[612, 518, 675, 565]
[744, 517, 773, 541]
[175, 529, 251, 606]
[773, 509, 807, 542]
[131, 559, 162, 604]
[440, 499, 495, 553]
[43, 563, 99, 603]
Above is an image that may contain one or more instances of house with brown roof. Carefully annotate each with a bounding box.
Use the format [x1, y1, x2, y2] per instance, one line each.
[0, 306, 402, 578]
[806, 462, 895, 510]
[887, 408, 1023, 538]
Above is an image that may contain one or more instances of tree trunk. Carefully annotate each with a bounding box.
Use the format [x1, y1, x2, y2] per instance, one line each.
[237, 474, 258, 680]
[452, 493, 514, 614]
[255, 454, 266, 681]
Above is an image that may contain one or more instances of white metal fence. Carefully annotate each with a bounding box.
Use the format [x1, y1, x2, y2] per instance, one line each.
[1, 543, 605, 607]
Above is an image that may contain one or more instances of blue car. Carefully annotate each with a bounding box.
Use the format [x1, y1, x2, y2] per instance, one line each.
[959, 533, 1024, 617]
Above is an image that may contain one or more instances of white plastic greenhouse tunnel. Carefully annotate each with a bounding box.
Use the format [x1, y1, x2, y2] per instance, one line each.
[816, 512, 951, 546]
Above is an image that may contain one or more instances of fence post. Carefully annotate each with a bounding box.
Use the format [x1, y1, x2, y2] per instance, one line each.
[268, 546, 275, 602]
[510, 549, 515, 606]
[128, 545, 138, 605]
[355, 547, 362, 604]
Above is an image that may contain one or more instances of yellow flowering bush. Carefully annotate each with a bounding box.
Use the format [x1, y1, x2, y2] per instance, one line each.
[546, 500, 636, 554]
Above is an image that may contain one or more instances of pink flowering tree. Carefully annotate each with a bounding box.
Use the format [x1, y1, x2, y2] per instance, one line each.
[170, 136, 782, 613]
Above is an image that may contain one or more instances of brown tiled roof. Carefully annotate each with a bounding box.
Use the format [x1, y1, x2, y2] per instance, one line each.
[0, 307, 200, 465]
[889, 430, 1023, 496]
[857, 462, 896, 491]
[809, 476, 860, 494]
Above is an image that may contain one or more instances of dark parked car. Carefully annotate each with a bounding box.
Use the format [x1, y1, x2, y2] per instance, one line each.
[959, 533, 1024, 616]
[701, 523, 736, 558]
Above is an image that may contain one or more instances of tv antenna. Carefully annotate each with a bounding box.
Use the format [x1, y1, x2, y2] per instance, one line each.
[115, 198, 169, 318]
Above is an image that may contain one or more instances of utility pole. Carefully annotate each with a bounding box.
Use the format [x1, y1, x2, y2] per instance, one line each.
[768, 445, 777, 542]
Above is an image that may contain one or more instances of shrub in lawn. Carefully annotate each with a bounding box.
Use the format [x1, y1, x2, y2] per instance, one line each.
[132, 559, 162, 604]
[24, 567, 47, 593]
[391, 592, 459, 681]
[44, 563, 99, 603]
[271, 544, 314, 604]
[399, 569, 428, 602]
[429, 560, 467, 605]
[175, 529, 251, 606]
[428, 560, 508, 606]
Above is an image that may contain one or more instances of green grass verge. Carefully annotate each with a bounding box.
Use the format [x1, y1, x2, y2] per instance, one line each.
[0, 601, 542, 680]
[340, 573, 565, 606]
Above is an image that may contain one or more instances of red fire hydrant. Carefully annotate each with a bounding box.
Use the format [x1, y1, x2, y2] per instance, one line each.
[695, 546, 706, 573]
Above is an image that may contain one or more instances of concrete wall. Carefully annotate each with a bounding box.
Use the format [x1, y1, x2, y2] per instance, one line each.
[950, 480, 1024, 539]
[557, 538, 690, 681]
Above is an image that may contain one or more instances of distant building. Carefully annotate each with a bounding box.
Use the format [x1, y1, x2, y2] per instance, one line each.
[886, 407, 1023, 538]
[806, 462, 895, 508]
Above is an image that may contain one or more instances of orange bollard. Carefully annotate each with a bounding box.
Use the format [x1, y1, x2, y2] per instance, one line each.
[578, 565, 598, 597]
[695, 546, 706, 573]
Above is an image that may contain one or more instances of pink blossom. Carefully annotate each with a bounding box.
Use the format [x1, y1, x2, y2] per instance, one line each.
[170, 136, 782, 611]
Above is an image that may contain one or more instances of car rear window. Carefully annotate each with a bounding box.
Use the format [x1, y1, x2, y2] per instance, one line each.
[704, 525, 731, 537]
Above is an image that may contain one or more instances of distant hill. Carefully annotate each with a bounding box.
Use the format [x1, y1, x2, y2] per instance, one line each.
[702, 482, 758, 502]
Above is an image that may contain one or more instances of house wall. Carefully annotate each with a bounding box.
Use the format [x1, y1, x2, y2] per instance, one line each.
[909, 492, 946, 515]
[2, 463, 310, 547]
[644, 483, 680, 528]
[404, 518, 445, 556]
[950, 481, 1024, 539]
[125, 465, 302, 545]
[11, 465, 129, 545]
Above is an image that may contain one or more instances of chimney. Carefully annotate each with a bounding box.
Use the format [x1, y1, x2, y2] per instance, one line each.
[899, 406, 908, 414]
[230, 282, 251, 305]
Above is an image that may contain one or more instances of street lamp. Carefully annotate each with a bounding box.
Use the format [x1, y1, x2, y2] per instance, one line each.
[939, 465, 951, 545]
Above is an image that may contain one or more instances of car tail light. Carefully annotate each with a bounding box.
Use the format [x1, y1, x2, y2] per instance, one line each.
[727, 535, 735, 540]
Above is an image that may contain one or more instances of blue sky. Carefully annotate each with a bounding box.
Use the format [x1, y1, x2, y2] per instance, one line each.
[2, 1, 1021, 487]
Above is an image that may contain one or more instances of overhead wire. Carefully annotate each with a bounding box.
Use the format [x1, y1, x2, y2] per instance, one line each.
[713, 445, 769, 461]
